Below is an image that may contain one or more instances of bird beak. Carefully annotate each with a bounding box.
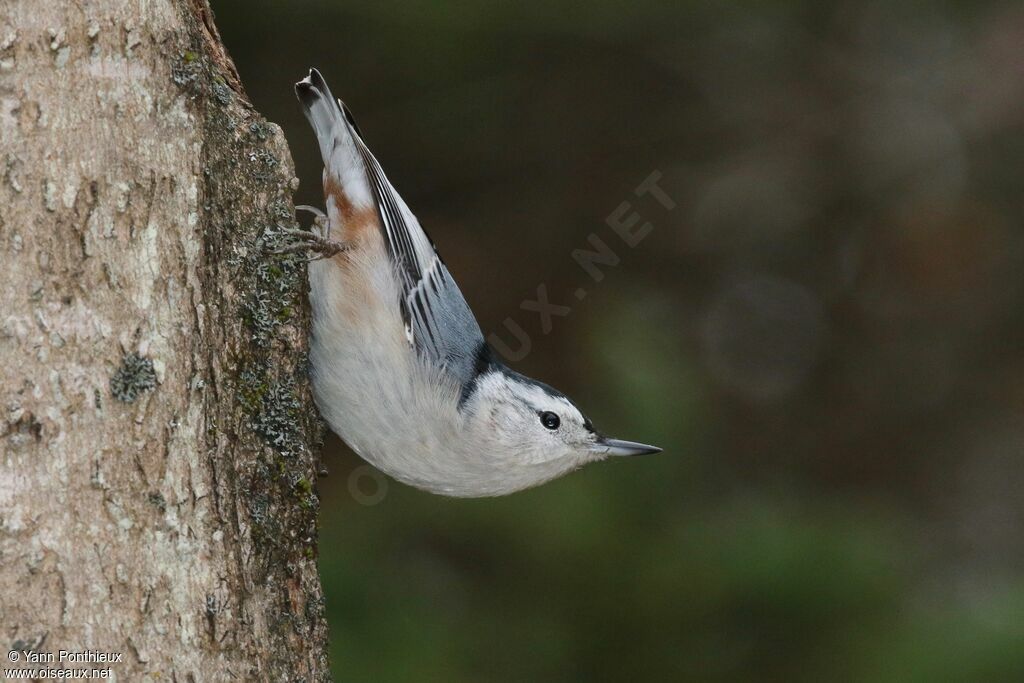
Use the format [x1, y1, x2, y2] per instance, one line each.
[591, 436, 662, 457]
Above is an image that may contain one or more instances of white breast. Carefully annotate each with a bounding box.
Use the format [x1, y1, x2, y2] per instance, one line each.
[307, 236, 464, 491]
[307, 234, 583, 496]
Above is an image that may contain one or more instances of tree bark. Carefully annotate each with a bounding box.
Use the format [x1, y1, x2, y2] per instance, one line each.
[0, 1, 330, 679]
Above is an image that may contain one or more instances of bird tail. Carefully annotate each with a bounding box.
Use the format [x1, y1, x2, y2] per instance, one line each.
[295, 68, 372, 210]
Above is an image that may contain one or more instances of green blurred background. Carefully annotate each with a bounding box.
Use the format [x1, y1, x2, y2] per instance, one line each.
[216, 1, 1024, 680]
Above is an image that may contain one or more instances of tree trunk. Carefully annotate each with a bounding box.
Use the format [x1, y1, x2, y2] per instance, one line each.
[0, 1, 330, 679]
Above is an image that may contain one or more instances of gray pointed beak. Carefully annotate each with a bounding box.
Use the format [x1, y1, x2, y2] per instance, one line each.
[591, 437, 662, 457]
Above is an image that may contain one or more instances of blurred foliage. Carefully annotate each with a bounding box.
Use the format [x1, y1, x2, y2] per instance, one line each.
[216, 0, 1024, 680]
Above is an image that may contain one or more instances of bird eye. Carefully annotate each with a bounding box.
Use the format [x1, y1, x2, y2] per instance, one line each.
[540, 411, 560, 430]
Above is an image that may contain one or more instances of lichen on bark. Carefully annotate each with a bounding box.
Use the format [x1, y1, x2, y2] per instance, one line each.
[0, 0, 330, 679]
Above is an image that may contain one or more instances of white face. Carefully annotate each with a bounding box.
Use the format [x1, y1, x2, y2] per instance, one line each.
[464, 371, 602, 467]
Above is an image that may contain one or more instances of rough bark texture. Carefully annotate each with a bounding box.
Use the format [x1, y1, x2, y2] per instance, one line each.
[0, 1, 330, 679]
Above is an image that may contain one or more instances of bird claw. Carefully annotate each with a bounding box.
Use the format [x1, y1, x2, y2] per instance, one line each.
[295, 205, 329, 237]
[270, 227, 349, 261]
[267, 206, 344, 261]
[295, 204, 327, 220]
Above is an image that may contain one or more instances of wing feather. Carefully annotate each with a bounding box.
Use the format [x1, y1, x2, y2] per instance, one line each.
[347, 109, 485, 385]
[296, 69, 485, 388]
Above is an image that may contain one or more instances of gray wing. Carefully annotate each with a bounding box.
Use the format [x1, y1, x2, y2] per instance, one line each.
[347, 111, 485, 386]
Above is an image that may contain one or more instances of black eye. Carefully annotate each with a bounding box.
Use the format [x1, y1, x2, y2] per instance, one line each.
[540, 411, 560, 430]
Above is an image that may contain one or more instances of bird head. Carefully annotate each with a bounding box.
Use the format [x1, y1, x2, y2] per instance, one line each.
[460, 366, 660, 489]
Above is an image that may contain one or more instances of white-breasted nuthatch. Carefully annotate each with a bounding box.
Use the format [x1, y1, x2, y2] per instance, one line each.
[288, 68, 660, 497]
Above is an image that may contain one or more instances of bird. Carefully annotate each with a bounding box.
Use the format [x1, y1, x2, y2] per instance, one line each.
[286, 68, 660, 497]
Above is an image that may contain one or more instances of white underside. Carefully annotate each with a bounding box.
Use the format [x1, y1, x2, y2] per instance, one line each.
[307, 238, 582, 497]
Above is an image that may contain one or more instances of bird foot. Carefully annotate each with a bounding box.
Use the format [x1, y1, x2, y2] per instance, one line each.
[296, 204, 328, 225]
[269, 206, 347, 261]
[270, 227, 349, 261]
